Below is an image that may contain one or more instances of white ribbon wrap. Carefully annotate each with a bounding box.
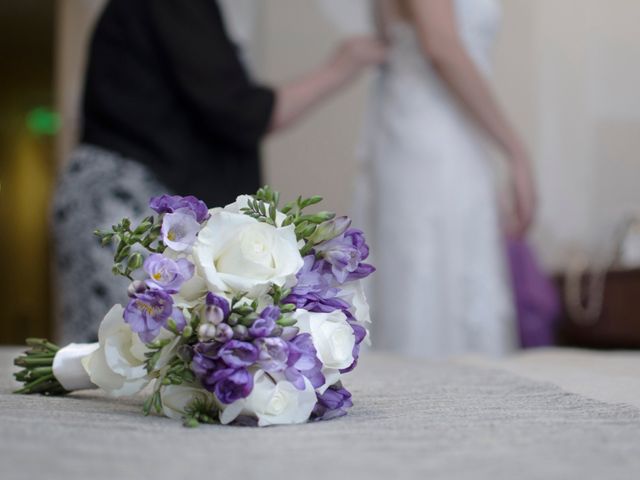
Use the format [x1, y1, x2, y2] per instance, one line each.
[52, 343, 100, 391]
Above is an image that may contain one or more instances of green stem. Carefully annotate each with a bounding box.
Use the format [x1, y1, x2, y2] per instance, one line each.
[14, 357, 55, 367]
[13, 339, 68, 396]
[14, 373, 55, 394]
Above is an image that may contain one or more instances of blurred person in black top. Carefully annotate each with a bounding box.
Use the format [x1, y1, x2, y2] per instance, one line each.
[52, 0, 386, 342]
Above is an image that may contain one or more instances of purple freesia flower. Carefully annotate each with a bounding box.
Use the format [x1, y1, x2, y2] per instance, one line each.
[254, 337, 289, 372]
[218, 340, 258, 368]
[284, 256, 350, 313]
[191, 342, 254, 404]
[149, 194, 209, 223]
[191, 342, 222, 382]
[123, 289, 173, 342]
[214, 324, 234, 343]
[214, 368, 253, 404]
[205, 292, 230, 325]
[311, 384, 353, 421]
[315, 229, 375, 283]
[248, 306, 280, 338]
[285, 333, 325, 390]
[143, 254, 194, 292]
[171, 307, 187, 333]
[340, 316, 368, 373]
[161, 209, 201, 252]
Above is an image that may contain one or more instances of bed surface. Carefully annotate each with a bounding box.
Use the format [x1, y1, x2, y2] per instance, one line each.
[1, 347, 639, 480]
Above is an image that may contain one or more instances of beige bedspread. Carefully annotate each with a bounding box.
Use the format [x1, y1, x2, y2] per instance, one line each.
[1, 347, 639, 480]
[456, 347, 640, 408]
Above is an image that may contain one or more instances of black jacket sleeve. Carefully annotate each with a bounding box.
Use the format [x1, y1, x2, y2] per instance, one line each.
[148, 0, 275, 149]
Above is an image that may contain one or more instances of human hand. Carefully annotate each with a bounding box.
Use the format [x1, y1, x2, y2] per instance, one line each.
[506, 151, 537, 238]
[330, 36, 388, 78]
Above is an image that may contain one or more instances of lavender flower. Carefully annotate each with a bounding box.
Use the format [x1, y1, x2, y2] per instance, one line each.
[254, 337, 289, 372]
[315, 229, 375, 283]
[143, 254, 194, 292]
[204, 292, 230, 325]
[149, 194, 209, 223]
[284, 256, 350, 313]
[170, 307, 187, 333]
[161, 210, 201, 252]
[285, 333, 325, 390]
[218, 340, 258, 368]
[191, 342, 221, 381]
[311, 384, 353, 421]
[340, 317, 368, 373]
[248, 306, 280, 338]
[123, 289, 173, 342]
[191, 342, 254, 404]
[214, 368, 253, 404]
[214, 323, 234, 343]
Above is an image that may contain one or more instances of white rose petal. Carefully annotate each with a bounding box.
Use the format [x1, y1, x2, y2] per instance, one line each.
[82, 304, 151, 397]
[161, 383, 215, 420]
[192, 198, 303, 295]
[219, 370, 317, 427]
[292, 309, 356, 393]
[339, 280, 372, 324]
[338, 280, 371, 346]
[160, 251, 207, 307]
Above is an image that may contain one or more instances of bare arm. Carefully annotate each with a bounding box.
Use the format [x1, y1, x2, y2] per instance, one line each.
[406, 0, 535, 235]
[407, 0, 522, 156]
[270, 37, 387, 132]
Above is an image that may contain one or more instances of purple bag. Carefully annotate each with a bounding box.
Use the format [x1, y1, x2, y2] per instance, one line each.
[507, 239, 560, 348]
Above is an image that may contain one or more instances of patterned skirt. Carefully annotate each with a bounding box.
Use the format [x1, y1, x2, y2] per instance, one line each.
[52, 145, 170, 343]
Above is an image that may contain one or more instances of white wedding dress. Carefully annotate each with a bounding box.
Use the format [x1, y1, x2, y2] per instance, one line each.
[357, 0, 516, 357]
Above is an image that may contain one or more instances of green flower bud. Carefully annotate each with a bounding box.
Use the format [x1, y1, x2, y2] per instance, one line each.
[127, 252, 144, 271]
[309, 216, 352, 243]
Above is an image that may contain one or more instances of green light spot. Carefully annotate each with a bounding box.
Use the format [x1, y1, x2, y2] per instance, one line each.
[26, 107, 61, 136]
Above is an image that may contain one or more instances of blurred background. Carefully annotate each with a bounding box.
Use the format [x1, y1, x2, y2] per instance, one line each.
[2, 0, 640, 347]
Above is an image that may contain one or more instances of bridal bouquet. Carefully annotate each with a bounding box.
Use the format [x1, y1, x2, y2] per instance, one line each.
[13, 187, 373, 427]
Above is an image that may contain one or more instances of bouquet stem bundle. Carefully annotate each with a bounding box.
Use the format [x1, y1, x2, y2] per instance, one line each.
[13, 338, 66, 395]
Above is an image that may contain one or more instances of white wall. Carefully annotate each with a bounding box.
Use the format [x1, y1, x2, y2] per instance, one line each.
[261, 0, 640, 270]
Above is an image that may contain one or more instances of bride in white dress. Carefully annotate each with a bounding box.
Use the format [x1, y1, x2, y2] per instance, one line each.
[353, 0, 537, 357]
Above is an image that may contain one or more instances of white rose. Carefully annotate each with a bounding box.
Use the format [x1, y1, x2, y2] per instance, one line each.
[292, 309, 356, 391]
[219, 370, 317, 427]
[192, 198, 303, 295]
[82, 304, 150, 397]
[338, 280, 371, 346]
[338, 280, 372, 325]
[160, 383, 215, 420]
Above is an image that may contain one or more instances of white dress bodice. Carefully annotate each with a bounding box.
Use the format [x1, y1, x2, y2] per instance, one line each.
[360, 0, 516, 358]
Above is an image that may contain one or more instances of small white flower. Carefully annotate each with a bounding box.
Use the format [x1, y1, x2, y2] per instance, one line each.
[292, 309, 356, 392]
[219, 370, 317, 427]
[160, 383, 215, 420]
[82, 304, 150, 397]
[192, 196, 303, 295]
